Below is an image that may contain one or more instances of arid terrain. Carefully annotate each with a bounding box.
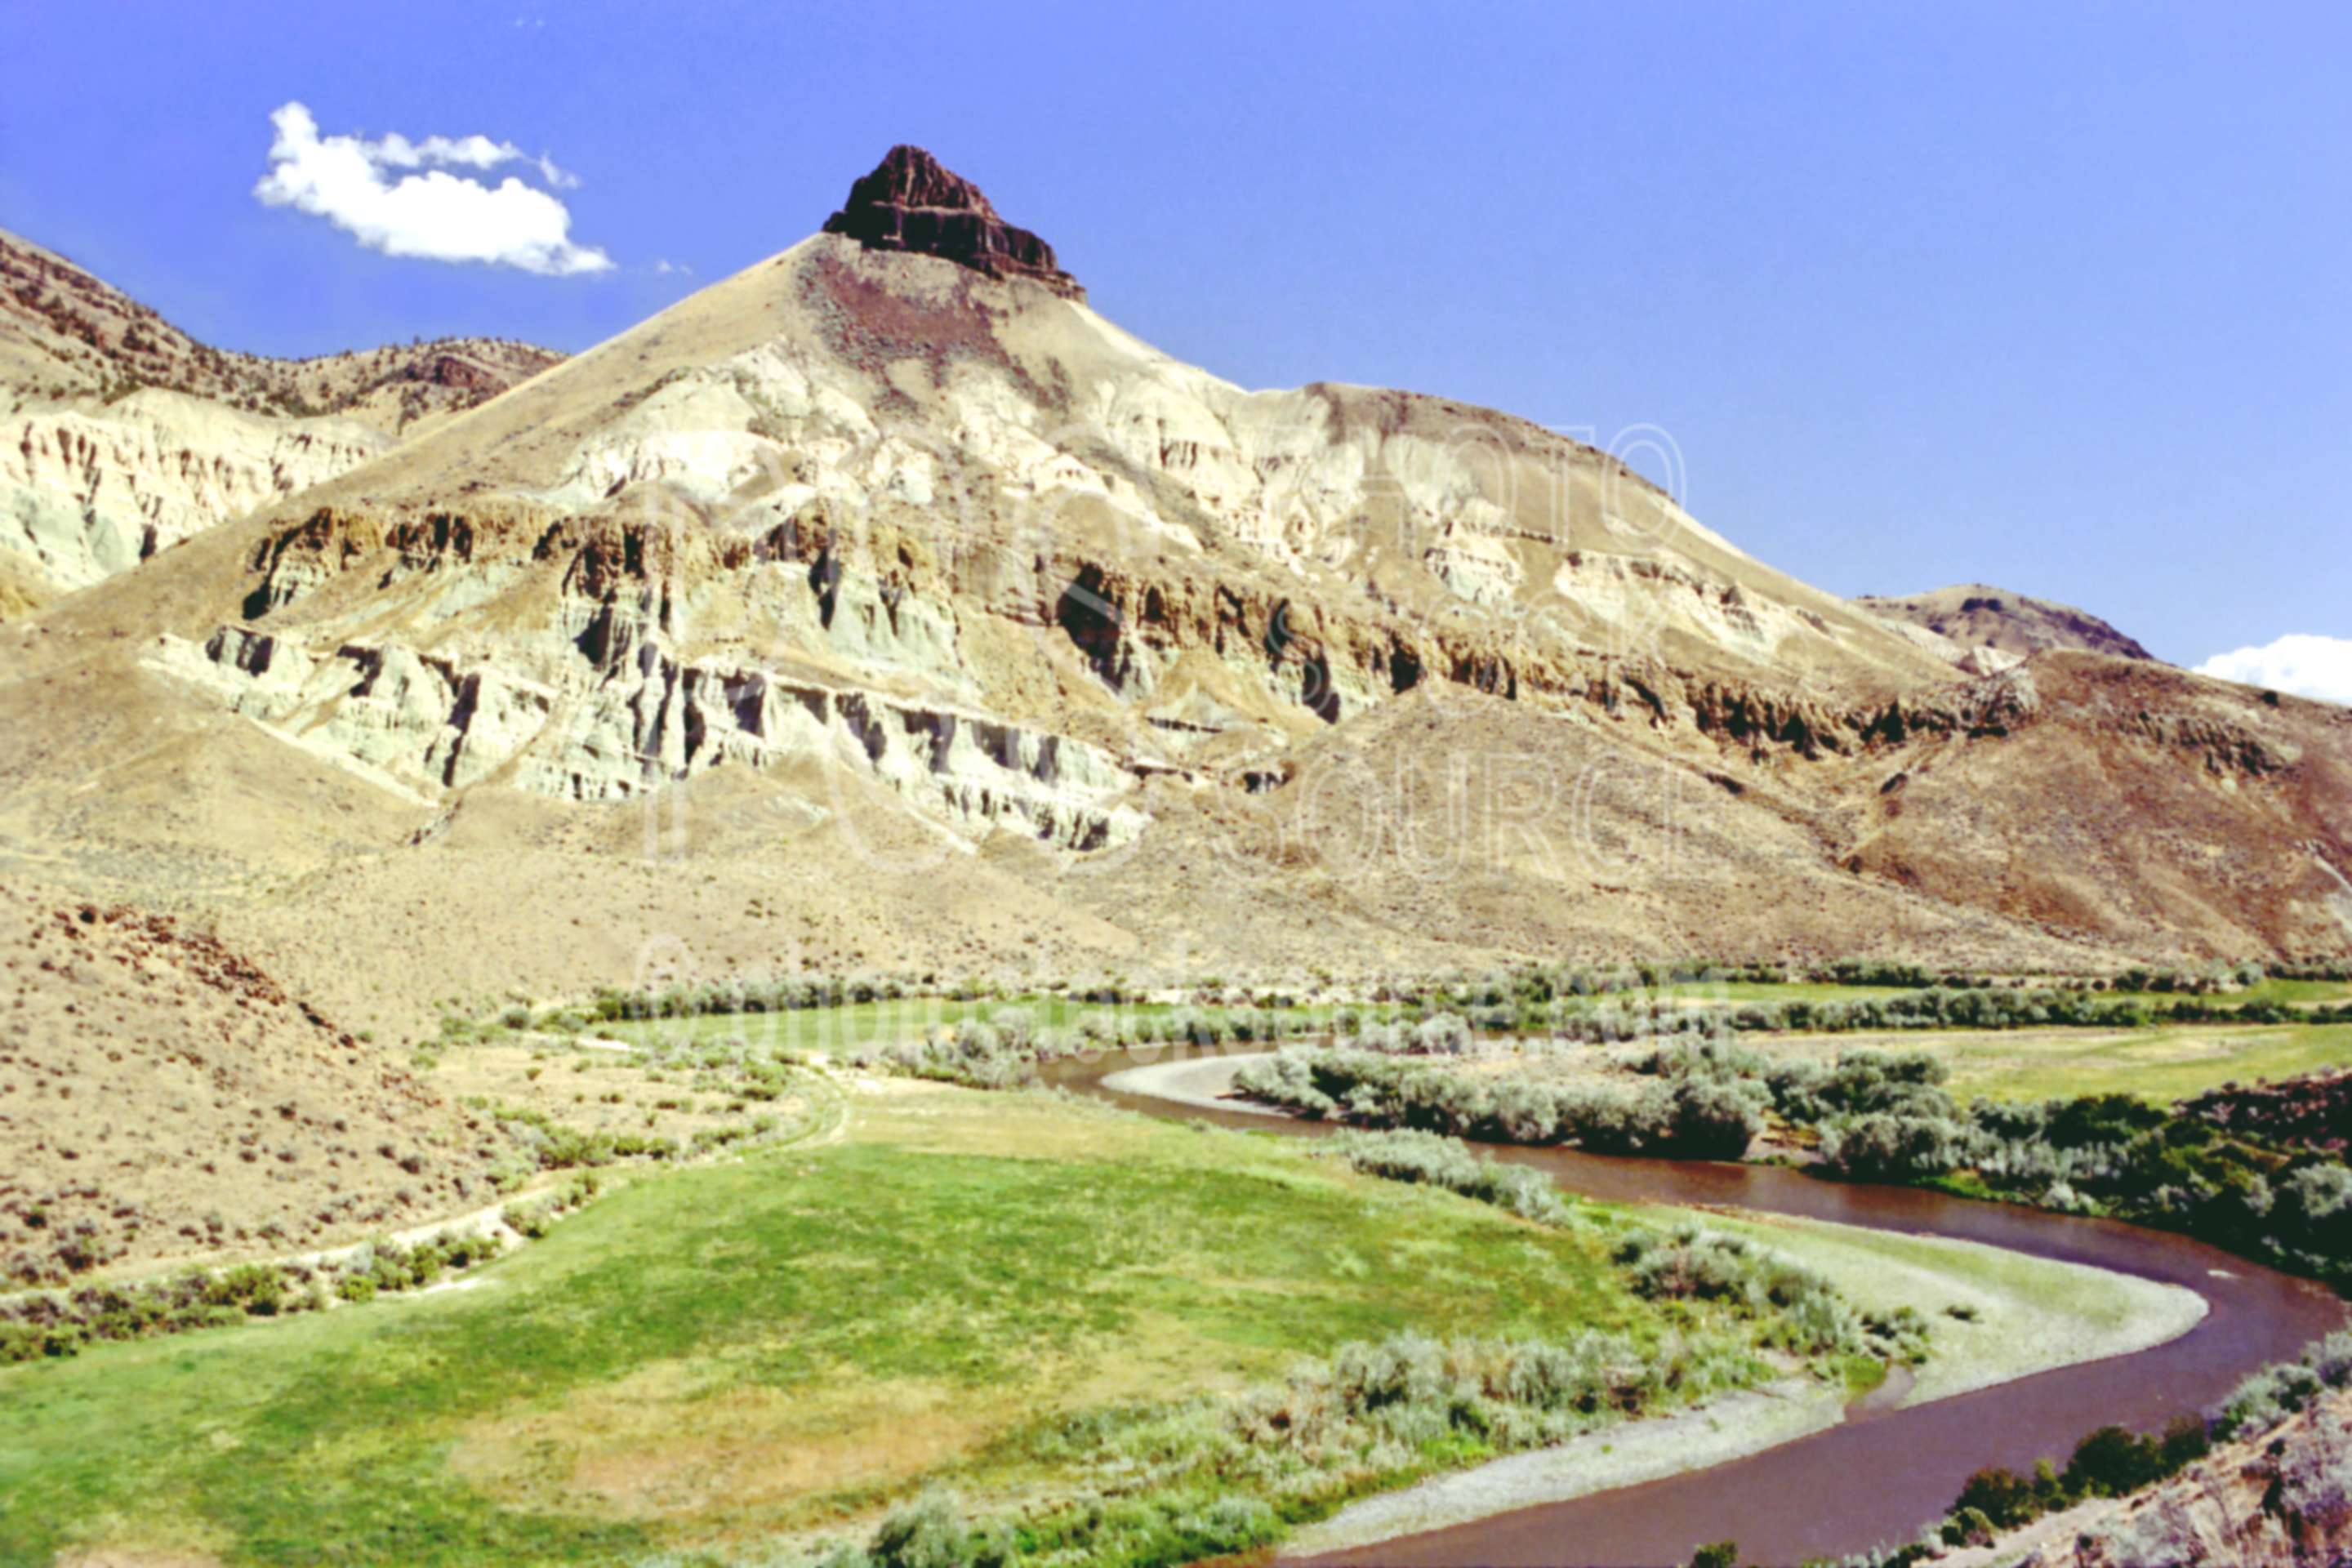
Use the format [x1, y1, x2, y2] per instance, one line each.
[2, 149, 2345, 1052]
[1, 226, 559, 608]
[2, 142, 2350, 1568]
[0, 883, 497, 1286]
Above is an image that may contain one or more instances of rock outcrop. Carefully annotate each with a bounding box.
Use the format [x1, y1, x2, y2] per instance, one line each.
[2, 390, 381, 590]
[822, 145, 1085, 300]
[1951, 1388, 2352, 1567]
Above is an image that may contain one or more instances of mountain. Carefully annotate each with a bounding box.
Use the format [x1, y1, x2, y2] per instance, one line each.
[1860, 583, 2157, 668]
[0, 148, 2345, 1034]
[0, 226, 561, 608]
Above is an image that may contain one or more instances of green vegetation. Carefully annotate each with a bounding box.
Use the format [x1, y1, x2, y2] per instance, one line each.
[1313, 1129, 1570, 1223]
[1693, 1211, 2197, 1405]
[1837, 1021, 2352, 1105]
[1612, 1223, 1929, 1365]
[497, 956, 2352, 1094]
[0, 1174, 603, 1365]
[1234, 1046, 1766, 1158]
[2, 1086, 1833, 1568]
[1236, 1034, 2352, 1295]
[1902, 1332, 2352, 1557]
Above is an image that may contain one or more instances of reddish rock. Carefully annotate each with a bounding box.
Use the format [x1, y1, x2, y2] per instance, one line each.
[822, 145, 1085, 300]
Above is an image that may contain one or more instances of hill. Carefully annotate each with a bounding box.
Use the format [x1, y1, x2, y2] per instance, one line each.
[0, 226, 561, 607]
[1860, 583, 2157, 666]
[0, 146, 2345, 1043]
[0, 882, 500, 1287]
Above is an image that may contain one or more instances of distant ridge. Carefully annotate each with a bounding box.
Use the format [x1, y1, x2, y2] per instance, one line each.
[0, 225, 564, 605]
[1860, 583, 2157, 664]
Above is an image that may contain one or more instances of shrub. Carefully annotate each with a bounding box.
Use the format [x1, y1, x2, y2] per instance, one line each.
[853, 1492, 1014, 1568]
[2061, 1424, 2167, 1498]
[1818, 1113, 1966, 1182]
[1612, 1224, 1865, 1357]
[1318, 1129, 1572, 1224]
[1952, 1465, 2038, 1529]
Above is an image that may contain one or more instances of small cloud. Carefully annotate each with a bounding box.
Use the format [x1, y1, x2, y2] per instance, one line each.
[652, 258, 693, 277]
[252, 101, 610, 275]
[2195, 633, 2352, 706]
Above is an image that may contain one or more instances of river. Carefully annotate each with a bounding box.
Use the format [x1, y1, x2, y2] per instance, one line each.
[1043, 1046, 2347, 1567]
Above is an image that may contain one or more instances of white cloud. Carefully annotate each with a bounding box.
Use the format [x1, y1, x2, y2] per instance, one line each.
[2195, 634, 2352, 705]
[253, 102, 609, 275]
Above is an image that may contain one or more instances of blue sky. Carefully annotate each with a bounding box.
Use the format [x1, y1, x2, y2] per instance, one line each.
[3, 0, 2346, 678]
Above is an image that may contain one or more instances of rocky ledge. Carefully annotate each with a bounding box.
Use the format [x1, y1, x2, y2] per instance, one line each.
[822, 144, 1085, 300]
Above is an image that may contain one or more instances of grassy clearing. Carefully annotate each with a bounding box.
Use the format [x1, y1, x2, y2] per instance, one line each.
[1647, 981, 1922, 1007]
[2104, 978, 2352, 1010]
[1, 1084, 1754, 1568]
[1747, 1022, 2352, 1104]
[584, 974, 2352, 1064]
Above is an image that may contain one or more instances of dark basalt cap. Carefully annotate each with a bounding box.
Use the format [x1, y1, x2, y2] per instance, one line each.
[822, 145, 1085, 301]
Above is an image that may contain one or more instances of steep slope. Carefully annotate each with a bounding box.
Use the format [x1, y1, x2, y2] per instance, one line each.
[1861, 582, 2157, 666]
[27, 147, 1957, 835]
[0, 226, 562, 604]
[0, 883, 501, 1285]
[1948, 1386, 2352, 1567]
[1, 147, 2345, 1018]
[1838, 654, 2352, 957]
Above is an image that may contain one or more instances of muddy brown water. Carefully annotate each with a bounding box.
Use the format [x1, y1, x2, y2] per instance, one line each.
[1043, 1047, 2347, 1567]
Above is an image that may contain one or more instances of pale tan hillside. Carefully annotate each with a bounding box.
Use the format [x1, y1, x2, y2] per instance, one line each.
[0, 883, 502, 1286]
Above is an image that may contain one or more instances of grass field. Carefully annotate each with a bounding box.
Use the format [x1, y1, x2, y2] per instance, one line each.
[1722, 1020, 2342, 1104]
[0, 1085, 1722, 1567]
[2, 1067, 2221, 1567]
[2105, 978, 2352, 1010]
[1750, 1022, 2352, 1104]
[576, 970, 2352, 1067]
[1645, 981, 1922, 1007]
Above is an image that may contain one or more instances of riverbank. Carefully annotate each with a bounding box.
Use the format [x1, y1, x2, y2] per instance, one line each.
[1278, 1219, 2207, 1556]
[1102, 1051, 1287, 1115]
[1106, 1050, 2216, 1558]
[1282, 1380, 1847, 1559]
[0, 1081, 1789, 1567]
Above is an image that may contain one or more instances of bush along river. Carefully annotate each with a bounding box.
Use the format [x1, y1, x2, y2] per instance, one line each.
[1041, 1047, 2349, 1567]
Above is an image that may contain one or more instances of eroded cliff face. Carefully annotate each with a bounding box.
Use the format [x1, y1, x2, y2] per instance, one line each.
[0, 225, 560, 609]
[4, 390, 384, 590]
[7, 150, 2348, 969]
[1954, 1389, 2352, 1568]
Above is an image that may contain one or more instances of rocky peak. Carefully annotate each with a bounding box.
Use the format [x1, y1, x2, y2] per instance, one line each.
[822, 145, 1085, 301]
